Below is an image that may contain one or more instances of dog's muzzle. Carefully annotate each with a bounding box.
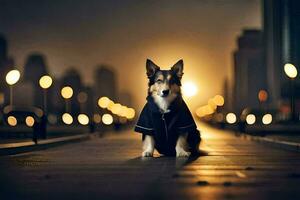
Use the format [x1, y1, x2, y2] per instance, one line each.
[161, 90, 170, 97]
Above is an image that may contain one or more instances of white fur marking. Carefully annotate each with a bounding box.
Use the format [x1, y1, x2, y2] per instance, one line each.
[142, 135, 155, 157]
[152, 93, 177, 113]
[176, 133, 191, 157]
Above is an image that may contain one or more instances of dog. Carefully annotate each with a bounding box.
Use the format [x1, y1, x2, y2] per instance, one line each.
[134, 59, 201, 157]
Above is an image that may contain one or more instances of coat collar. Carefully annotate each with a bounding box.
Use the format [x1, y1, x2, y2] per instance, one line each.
[146, 95, 183, 114]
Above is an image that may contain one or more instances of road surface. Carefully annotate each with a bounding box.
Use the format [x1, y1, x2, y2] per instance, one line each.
[1, 123, 300, 200]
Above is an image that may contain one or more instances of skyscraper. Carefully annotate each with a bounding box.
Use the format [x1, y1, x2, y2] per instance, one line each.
[264, 0, 300, 106]
[0, 35, 13, 106]
[94, 65, 117, 101]
[23, 53, 49, 109]
[60, 68, 83, 116]
[233, 29, 265, 113]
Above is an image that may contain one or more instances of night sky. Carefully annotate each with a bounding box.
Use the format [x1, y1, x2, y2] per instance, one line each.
[0, 0, 261, 109]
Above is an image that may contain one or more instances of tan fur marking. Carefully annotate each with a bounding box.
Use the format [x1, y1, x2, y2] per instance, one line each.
[170, 84, 180, 93]
[167, 74, 171, 81]
[156, 74, 164, 81]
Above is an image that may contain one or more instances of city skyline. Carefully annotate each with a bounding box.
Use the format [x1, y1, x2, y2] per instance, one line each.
[0, 0, 261, 109]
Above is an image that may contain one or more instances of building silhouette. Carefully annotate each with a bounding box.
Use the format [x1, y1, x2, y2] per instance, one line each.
[119, 91, 133, 108]
[0, 34, 7, 62]
[0, 35, 14, 107]
[60, 68, 83, 117]
[264, 0, 300, 109]
[94, 65, 117, 101]
[222, 78, 231, 111]
[233, 29, 265, 113]
[23, 53, 49, 109]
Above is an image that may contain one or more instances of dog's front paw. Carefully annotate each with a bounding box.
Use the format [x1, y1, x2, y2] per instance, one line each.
[142, 151, 153, 157]
[176, 149, 191, 157]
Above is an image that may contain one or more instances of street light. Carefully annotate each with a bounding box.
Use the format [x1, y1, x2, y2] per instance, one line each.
[39, 75, 53, 113]
[62, 113, 73, 125]
[284, 63, 298, 121]
[262, 114, 272, 125]
[78, 114, 89, 125]
[246, 114, 256, 125]
[5, 69, 21, 106]
[226, 113, 237, 124]
[102, 114, 113, 125]
[98, 96, 111, 108]
[284, 63, 297, 78]
[7, 115, 17, 126]
[61, 86, 73, 113]
[25, 116, 35, 127]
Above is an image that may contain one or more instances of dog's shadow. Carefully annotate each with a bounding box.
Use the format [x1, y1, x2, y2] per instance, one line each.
[125, 149, 208, 171]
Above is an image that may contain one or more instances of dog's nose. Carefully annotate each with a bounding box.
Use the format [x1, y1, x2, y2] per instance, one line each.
[162, 90, 170, 96]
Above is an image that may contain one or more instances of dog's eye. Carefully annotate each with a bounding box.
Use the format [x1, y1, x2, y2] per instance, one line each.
[156, 79, 163, 83]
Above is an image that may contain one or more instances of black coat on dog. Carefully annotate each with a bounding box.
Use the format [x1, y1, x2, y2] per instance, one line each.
[134, 95, 201, 156]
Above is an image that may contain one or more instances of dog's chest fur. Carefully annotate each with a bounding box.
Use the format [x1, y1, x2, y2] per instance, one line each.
[152, 95, 176, 113]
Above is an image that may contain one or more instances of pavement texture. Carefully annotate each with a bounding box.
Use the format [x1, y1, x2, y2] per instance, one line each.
[0, 133, 90, 155]
[0, 123, 300, 200]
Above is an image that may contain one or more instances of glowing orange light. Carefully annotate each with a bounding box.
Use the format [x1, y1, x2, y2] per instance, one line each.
[7, 116, 17, 126]
[98, 97, 111, 108]
[25, 116, 35, 127]
[258, 90, 268, 102]
[208, 99, 217, 110]
[0, 93, 4, 105]
[111, 103, 122, 115]
[126, 108, 135, 119]
[213, 95, 225, 106]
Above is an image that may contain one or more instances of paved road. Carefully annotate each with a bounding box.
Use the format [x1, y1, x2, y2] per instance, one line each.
[1, 123, 300, 200]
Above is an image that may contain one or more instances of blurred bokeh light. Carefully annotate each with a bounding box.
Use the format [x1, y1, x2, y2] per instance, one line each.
[77, 114, 89, 125]
[62, 113, 73, 125]
[102, 114, 113, 125]
[284, 63, 298, 79]
[93, 114, 101, 123]
[213, 95, 224, 106]
[258, 90, 268, 102]
[182, 81, 198, 98]
[6, 70, 20, 85]
[246, 114, 256, 125]
[25, 116, 35, 127]
[98, 97, 111, 109]
[39, 75, 53, 89]
[262, 113, 272, 125]
[61, 86, 73, 99]
[226, 113, 237, 124]
[7, 116, 17, 126]
[77, 92, 88, 103]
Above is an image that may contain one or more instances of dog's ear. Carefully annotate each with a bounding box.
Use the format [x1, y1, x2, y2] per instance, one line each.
[146, 59, 160, 78]
[171, 59, 184, 79]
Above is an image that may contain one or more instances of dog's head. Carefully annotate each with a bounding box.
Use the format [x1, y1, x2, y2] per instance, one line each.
[146, 59, 183, 100]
